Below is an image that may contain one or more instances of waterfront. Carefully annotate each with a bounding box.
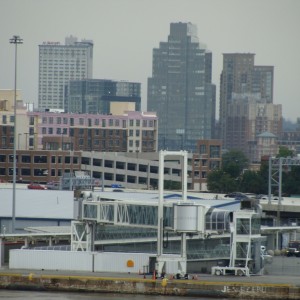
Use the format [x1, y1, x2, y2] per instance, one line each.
[0, 290, 226, 299]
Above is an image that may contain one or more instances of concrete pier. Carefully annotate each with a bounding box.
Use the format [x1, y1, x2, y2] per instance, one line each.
[1, 270, 300, 299]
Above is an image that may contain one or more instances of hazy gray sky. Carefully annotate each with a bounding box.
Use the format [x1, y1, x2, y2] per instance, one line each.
[1, 0, 299, 121]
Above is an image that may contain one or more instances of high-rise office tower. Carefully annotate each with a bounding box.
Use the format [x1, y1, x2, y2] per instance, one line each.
[219, 53, 274, 149]
[38, 36, 93, 110]
[147, 22, 216, 152]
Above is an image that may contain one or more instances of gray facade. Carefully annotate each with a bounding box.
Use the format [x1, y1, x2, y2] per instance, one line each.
[38, 36, 93, 110]
[147, 22, 216, 152]
[219, 53, 274, 148]
[65, 79, 141, 114]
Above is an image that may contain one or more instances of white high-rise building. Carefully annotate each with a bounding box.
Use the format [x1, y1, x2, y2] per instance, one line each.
[38, 35, 93, 110]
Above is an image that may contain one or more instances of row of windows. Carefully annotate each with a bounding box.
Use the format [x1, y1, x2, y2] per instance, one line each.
[0, 168, 75, 177]
[2, 126, 14, 134]
[0, 154, 78, 164]
[198, 145, 221, 158]
[2, 115, 15, 124]
[41, 116, 155, 128]
[40, 49, 88, 55]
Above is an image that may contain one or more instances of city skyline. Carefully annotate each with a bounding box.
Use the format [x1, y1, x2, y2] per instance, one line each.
[1, 0, 299, 121]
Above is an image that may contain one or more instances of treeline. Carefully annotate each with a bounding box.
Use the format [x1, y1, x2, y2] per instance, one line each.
[207, 147, 300, 196]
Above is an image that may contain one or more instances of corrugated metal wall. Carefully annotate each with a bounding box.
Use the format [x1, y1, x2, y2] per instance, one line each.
[9, 250, 152, 273]
[10, 250, 92, 271]
[9, 250, 182, 274]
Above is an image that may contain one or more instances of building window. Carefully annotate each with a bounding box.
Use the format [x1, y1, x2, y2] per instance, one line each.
[109, 119, 113, 126]
[21, 168, 31, 176]
[63, 117, 68, 124]
[136, 120, 140, 127]
[29, 117, 35, 125]
[129, 120, 134, 126]
[49, 117, 53, 124]
[102, 119, 106, 127]
[34, 156, 47, 163]
[10, 116, 15, 123]
[199, 144, 206, 154]
[42, 117, 47, 124]
[136, 130, 140, 137]
[29, 127, 34, 135]
[21, 155, 31, 163]
[57, 117, 61, 124]
[57, 128, 61, 134]
[42, 127, 46, 134]
[2, 115, 7, 124]
[95, 119, 99, 126]
[115, 120, 120, 126]
[79, 118, 84, 125]
[48, 128, 53, 134]
[122, 120, 126, 128]
[129, 129, 133, 137]
[210, 145, 220, 158]
[143, 120, 147, 127]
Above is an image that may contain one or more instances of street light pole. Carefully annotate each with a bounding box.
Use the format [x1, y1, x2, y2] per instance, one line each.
[10, 35, 23, 233]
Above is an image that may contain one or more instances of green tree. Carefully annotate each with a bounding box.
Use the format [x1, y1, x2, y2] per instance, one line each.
[257, 161, 269, 194]
[239, 170, 265, 194]
[164, 180, 181, 190]
[277, 146, 295, 158]
[207, 170, 224, 192]
[207, 170, 238, 193]
[222, 150, 249, 178]
[282, 166, 300, 196]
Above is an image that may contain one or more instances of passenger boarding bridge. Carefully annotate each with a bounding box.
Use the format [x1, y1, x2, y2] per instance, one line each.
[71, 151, 264, 276]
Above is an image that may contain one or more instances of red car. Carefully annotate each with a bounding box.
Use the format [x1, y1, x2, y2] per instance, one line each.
[27, 183, 46, 190]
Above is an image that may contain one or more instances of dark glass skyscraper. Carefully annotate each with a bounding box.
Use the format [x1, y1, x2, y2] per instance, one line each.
[147, 22, 216, 152]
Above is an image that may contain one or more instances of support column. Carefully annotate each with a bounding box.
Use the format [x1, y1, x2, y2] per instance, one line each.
[0, 238, 4, 268]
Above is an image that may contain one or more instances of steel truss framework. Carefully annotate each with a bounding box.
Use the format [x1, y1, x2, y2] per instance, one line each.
[268, 157, 300, 205]
[71, 199, 231, 251]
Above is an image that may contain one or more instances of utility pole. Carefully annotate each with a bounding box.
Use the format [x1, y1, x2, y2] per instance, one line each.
[10, 35, 23, 233]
